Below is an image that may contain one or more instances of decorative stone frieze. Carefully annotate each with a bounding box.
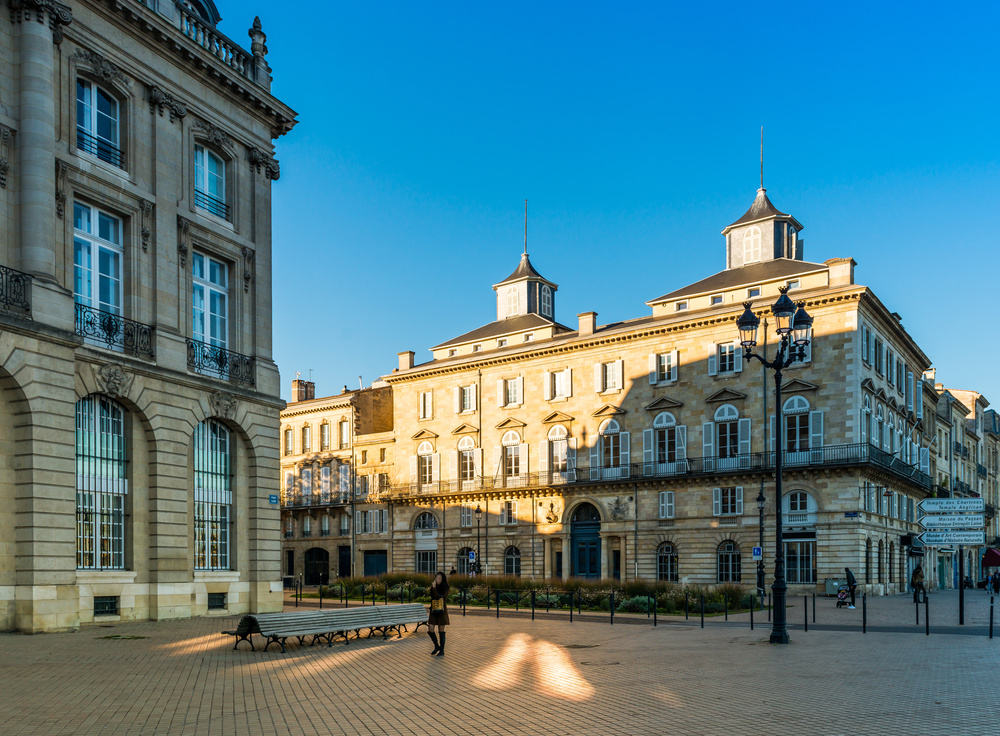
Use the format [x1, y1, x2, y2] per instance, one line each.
[193, 119, 232, 149]
[210, 391, 239, 420]
[74, 48, 129, 85]
[247, 146, 280, 180]
[241, 247, 254, 293]
[139, 199, 154, 252]
[145, 85, 188, 123]
[97, 364, 130, 397]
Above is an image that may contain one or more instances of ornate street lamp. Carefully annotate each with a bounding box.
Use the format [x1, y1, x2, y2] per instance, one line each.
[738, 287, 814, 644]
[475, 504, 483, 575]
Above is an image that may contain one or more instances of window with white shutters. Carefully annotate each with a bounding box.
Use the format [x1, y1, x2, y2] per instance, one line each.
[419, 391, 433, 419]
[321, 423, 330, 450]
[658, 491, 675, 519]
[499, 500, 517, 526]
[460, 506, 473, 528]
[302, 425, 311, 453]
[713, 486, 743, 516]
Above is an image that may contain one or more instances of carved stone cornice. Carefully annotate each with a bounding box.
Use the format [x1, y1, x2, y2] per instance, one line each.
[145, 84, 187, 123]
[247, 146, 280, 180]
[55, 160, 68, 218]
[193, 119, 232, 149]
[8, 0, 73, 44]
[0, 125, 14, 189]
[74, 48, 129, 85]
[177, 215, 190, 266]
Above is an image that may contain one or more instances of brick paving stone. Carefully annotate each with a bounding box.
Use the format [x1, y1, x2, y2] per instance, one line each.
[0, 603, 996, 736]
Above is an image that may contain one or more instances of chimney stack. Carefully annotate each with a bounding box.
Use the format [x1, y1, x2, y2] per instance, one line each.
[291, 378, 315, 402]
[398, 351, 415, 371]
[577, 311, 597, 337]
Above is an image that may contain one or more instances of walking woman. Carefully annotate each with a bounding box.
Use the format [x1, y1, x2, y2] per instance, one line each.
[427, 571, 450, 657]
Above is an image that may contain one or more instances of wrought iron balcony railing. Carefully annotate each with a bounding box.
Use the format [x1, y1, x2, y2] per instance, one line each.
[0, 264, 31, 315]
[954, 442, 964, 455]
[194, 188, 230, 220]
[388, 442, 933, 499]
[281, 494, 350, 509]
[186, 338, 254, 386]
[954, 480, 973, 495]
[977, 463, 988, 478]
[76, 127, 125, 169]
[75, 304, 154, 357]
[936, 485, 951, 498]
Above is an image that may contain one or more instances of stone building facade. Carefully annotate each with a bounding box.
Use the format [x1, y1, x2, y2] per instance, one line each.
[0, 0, 296, 631]
[375, 186, 998, 594]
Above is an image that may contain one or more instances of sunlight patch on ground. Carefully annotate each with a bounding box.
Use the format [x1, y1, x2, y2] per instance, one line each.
[473, 633, 594, 701]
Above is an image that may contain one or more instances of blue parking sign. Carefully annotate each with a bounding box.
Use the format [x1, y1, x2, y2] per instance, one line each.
[469, 550, 476, 561]
[752, 546, 763, 560]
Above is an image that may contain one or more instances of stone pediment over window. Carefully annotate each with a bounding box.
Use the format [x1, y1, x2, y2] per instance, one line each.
[592, 404, 626, 417]
[875, 388, 887, 401]
[781, 378, 818, 393]
[411, 429, 439, 440]
[495, 417, 527, 430]
[645, 397, 683, 411]
[886, 397, 900, 412]
[451, 423, 478, 435]
[861, 378, 876, 393]
[706, 388, 747, 403]
[542, 411, 574, 424]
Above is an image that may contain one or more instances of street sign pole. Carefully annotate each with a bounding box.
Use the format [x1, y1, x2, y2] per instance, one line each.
[960, 544, 965, 626]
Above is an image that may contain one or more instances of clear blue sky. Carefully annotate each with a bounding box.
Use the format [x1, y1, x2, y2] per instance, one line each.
[213, 1, 1000, 403]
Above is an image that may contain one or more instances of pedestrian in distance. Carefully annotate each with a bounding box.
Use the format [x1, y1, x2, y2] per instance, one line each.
[845, 567, 858, 609]
[427, 571, 451, 657]
[993, 573, 1000, 596]
[448, 567, 457, 576]
[910, 563, 927, 603]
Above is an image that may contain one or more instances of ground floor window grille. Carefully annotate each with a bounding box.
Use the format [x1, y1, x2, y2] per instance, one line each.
[457, 547, 473, 575]
[657, 542, 678, 582]
[504, 546, 521, 576]
[717, 541, 741, 582]
[94, 596, 119, 616]
[194, 419, 232, 570]
[76, 395, 128, 570]
[416, 550, 437, 574]
[77, 491, 125, 570]
[207, 592, 227, 610]
[784, 540, 816, 584]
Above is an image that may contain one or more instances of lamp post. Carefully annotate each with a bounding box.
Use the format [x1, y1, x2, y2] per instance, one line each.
[757, 485, 766, 603]
[736, 287, 813, 644]
[474, 504, 483, 575]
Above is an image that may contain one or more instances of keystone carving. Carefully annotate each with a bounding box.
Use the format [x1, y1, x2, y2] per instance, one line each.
[209, 391, 238, 420]
[193, 119, 232, 149]
[241, 247, 253, 293]
[177, 215, 190, 266]
[55, 159, 68, 218]
[97, 364, 130, 397]
[139, 199, 154, 252]
[9, 0, 73, 44]
[74, 48, 129, 85]
[0, 124, 14, 189]
[247, 146, 280, 180]
[145, 85, 187, 122]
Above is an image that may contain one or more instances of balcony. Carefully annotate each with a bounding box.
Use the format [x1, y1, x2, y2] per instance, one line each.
[0, 265, 31, 317]
[281, 494, 350, 509]
[177, 2, 258, 85]
[954, 480, 973, 496]
[954, 442, 964, 455]
[986, 503, 996, 520]
[186, 338, 254, 386]
[935, 485, 951, 498]
[194, 189, 230, 221]
[977, 463, 988, 478]
[75, 304, 154, 358]
[76, 127, 125, 169]
[388, 442, 933, 499]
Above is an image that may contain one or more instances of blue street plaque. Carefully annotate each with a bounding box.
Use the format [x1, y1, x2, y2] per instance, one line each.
[268, 494, 279, 505]
[752, 546, 763, 561]
[844, 511, 859, 518]
[469, 550, 476, 561]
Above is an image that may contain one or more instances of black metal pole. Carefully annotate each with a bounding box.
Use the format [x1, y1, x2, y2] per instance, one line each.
[531, 590, 535, 621]
[685, 592, 689, 620]
[757, 484, 766, 603]
[724, 595, 728, 621]
[959, 546, 965, 625]
[862, 592, 867, 634]
[476, 517, 482, 577]
[319, 584, 323, 610]
[925, 595, 929, 636]
[915, 597, 919, 626]
[750, 601, 754, 630]
[569, 590, 573, 623]
[462, 587, 466, 616]
[991, 596, 995, 640]
[812, 593, 816, 623]
[700, 594, 704, 628]
[770, 360, 789, 643]
[804, 595, 808, 632]
[496, 589, 500, 619]
[610, 591, 615, 626]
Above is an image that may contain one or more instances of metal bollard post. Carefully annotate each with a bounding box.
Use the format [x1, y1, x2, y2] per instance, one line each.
[610, 591, 615, 626]
[652, 595, 657, 627]
[462, 588, 467, 616]
[768, 592, 771, 622]
[862, 593, 867, 634]
[725, 595, 728, 621]
[925, 596, 929, 636]
[804, 595, 808, 632]
[569, 590, 574, 623]
[531, 590, 536, 621]
[295, 580, 299, 608]
[685, 592, 689, 620]
[915, 598, 919, 626]
[319, 585, 323, 610]
[496, 589, 500, 619]
[700, 595, 705, 628]
[991, 596, 995, 640]
[812, 593, 816, 624]
[750, 602, 754, 631]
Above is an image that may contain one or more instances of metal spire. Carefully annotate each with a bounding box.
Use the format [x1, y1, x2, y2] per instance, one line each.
[760, 127, 764, 191]
[523, 198, 528, 256]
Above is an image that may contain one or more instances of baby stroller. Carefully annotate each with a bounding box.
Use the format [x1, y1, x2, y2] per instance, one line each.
[836, 584, 851, 608]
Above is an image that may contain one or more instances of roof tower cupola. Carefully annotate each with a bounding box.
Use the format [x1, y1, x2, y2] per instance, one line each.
[492, 201, 558, 321]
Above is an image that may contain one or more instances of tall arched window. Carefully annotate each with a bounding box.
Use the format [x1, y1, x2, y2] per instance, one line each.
[548, 425, 568, 473]
[504, 546, 521, 576]
[875, 406, 884, 450]
[414, 511, 438, 530]
[865, 539, 872, 584]
[715, 404, 739, 459]
[458, 436, 476, 482]
[600, 419, 621, 468]
[743, 226, 762, 263]
[783, 396, 810, 452]
[417, 440, 434, 486]
[654, 412, 677, 463]
[76, 396, 128, 570]
[717, 540, 742, 582]
[456, 547, 474, 575]
[506, 287, 519, 317]
[877, 540, 884, 583]
[540, 285, 552, 318]
[194, 144, 229, 220]
[863, 396, 872, 445]
[886, 414, 895, 453]
[76, 78, 122, 167]
[194, 418, 231, 570]
[502, 430, 521, 479]
[657, 542, 678, 582]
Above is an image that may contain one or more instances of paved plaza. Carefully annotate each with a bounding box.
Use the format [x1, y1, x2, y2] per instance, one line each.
[1, 591, 996, 736]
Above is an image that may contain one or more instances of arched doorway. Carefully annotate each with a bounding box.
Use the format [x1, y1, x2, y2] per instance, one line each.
[304, 547, 329, 586]
[571, 502, 601, 578]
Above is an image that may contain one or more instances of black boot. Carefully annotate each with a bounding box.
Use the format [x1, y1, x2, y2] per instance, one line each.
[435, 631, 446, 657]
[428, 631, 440, 655]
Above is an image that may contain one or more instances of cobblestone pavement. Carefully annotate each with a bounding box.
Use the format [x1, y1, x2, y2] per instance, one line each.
[1, 602, 996, 736]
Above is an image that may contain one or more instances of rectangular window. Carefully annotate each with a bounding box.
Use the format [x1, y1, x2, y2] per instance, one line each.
[460, 449, 476, 481]
[656, 427, 676, 463]
[340, 514, 350, 536]
[460, 506, 473, 528]
[861, 325, 871, 364]
[714, 486, 743, 516]
[602, 433, 621, 468]
[75, 397, 127, 571]
[472, 344, 482, 352]
[419, 455, 434, 485]
[73, 202, 124, 350]
[549, 369, 571, 399]
[302, 516, 312, 537]
[497, 338, 508, 348]
[675, 301, 688, 311]
[284, 428, 293, 456]
[320, 465, 330, 502]
[192, 252, 229, 351]
[504, 445, 520, 478]
[602, 362, 620, 391]
[415, 551, 437, 574]
[886, 351, 895, 387]
[193, 420, 231, 571]
[656, 353, 673, 382]
[419, 391, 433, 419]
[194, 144, 229, 220]
[524, 333, 534, 342]
[504, 378, 521, 406]
[320, 423, 330, 450]
[339, 420, 350, 448]
[717, 343, 735, 373]
[461, 385, 474, 412]
[784, 414, 809, 452]
[301, 467, 312, 498]
[710, 294, 723, 306]
[302, 425, 311, 453]
[658, 490, 675, 519]
[94, 596, 120, 616]
[747, 286, 761, 298]
[874, 337, 884, 374]
[551, 438, 568, 473]
[499, 500, 517, 525]
[784, 540, 816, 584]
[448, 349, 457, 357]
[76, 79, 122, 168]
[358, 475, 369, 497]
[786, 280, 800, 290]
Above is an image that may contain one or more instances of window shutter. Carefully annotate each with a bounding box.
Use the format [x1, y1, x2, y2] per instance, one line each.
[860, 409, 867, 444]
[916, 380, 923, 419]
[567, 438, 578, 481]
[511, 500, 519, 523]
[493, 446, 502, 477]
[669, 349, 679, 381]
[565, 368, 573, 397]
[473, 448, 482, 480]
[619, 431, 630, 468]
[769, 414, 776, 453]
[449, 450, 458, 482]
[907, 372, 914, 412]
[648, 354, 658, 385]
[544, 371, 553, 400]
[539, 440, 549, 474]
[355, 511, 361, 534]
[590, 440, 600, 480]
[518, 443, 528, 481]
[497, 379, 505, 407]
[470, 383, 477, 411]
[919, 447, 930, 475]
[454, 386, 461, 413]
[431, 453, 440, 483]
[676, 425, 687, 461]
[734, 344, 743, 373]
[658, 491, 667, 518]
[708, 349, 718, 376]
[515, 376, 524, 405]
[666, 491, 675, 518]
[738, 418, 751, 455]
[594, 363, 602, 393]
[409, 456, 417, 484]
[809, 410, 824, 456]
[736, 486, 744, 515]
[381, 509, 389, 533]
[615, 359, 624, 390]
[713, 487, 721, 516]
[801, 339, 812, 363]
[643, 429, 654, 464]
[703, 422, 715, 464]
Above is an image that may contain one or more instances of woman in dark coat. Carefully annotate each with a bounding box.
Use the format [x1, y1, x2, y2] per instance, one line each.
[427, 571, 450, 657]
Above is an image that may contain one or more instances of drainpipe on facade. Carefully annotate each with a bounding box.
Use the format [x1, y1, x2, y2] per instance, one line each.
[633, 482, 639, 580]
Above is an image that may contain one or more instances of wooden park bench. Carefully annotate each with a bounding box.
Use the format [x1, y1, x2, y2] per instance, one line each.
[221, 614, 262, 650]
[255, 608, 387, 652]
[370, 603, 429, 639]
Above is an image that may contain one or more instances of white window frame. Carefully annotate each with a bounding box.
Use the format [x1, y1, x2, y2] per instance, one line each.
[675, 300, 688, 311]
[658, 490, 675, 519]
[540, 285, 552, 317]
[194, 143, 228, 219]
[339, 420, 350, 448]
[506, 287, 519, 317]
[193, 419, 232, 571]
[499, 500, 518, 526]
[73, 202, 124, 320]
[192, 251, 229, 350]
[744, 226, 761, 264]
[76, 78, 121, 167]
[419, 391, 433, 420]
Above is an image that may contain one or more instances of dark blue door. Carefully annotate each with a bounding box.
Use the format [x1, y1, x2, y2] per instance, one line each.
[571, 503, 602, 578]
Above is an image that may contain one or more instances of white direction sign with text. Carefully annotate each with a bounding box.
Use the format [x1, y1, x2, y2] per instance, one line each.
[918, 514, 985, 530]
[917, 498, 985, 514]
[917, 530, 986, 546]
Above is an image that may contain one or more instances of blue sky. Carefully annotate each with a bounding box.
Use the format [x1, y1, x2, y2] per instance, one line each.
[212, 1, 1000, 403]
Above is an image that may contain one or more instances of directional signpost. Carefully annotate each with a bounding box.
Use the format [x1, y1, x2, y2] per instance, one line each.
[916, 496, 985, 626]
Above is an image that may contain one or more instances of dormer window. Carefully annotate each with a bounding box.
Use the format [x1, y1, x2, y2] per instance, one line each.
[541, 285, 552, 318]
[497, 338, 508, 348]
[675, 301, 688, 312]
[747, 286, 761, 299]
[786, 280, 800, 291]
[472, 344, 482, 352]
[506, 287, 519, 317]
[710, 294, 723, 306]
[744, 226, 762, 264]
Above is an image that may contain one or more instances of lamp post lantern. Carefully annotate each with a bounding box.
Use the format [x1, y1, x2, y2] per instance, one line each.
[736, 287, 813, 644]
[756, 485, 766, 603]
[474, 504, 483, 575]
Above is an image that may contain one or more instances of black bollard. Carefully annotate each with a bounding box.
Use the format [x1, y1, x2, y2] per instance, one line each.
[569, 590, 574, 623]
[991, 596, 995, 640]
[812, 593, 816, 624]
[610, 591, 615, 626]
[319, 585, 323, 610]
[462, 588, 467, 617]
[496, 589, 500, 619]
[915, 598, 919, 626]
[862, 593, 867, 634]
[925, 595, 929, 636]
[750, 601, 754, 631]
[700, 595, 705, 629]
[767, 592, 771, 622]
[804, 595, 808, 632]
[685, 592, 689, 620]
[725, 595, 728, 621]
[531, 590, 536, 621]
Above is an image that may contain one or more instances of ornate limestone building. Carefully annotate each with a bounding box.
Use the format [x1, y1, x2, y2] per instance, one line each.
[0, 0, 296, 631]
[375, 185, 999, 592]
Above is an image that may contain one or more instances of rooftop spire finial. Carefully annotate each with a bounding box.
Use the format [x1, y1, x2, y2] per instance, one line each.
[523, 198, 528, 257]
[759, 127, 764, 192]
